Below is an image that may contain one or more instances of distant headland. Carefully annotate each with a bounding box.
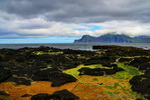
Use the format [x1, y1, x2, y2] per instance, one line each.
[74, 33, 150, 43]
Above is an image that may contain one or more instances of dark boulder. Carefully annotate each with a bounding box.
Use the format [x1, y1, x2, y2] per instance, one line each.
[129, 75, 150, 99]
[129, 57, 150, 68]
[51, 89, 80, 100]
[48, 72, 77, 87]
[78, 67, 104, 76]
[113, 66, 124, 72]
[33, 71, 77, 87]
[105, 69, 117, 75]
[78, 66, 124, 76]
[31, 93, 50, 100]
[129, 75, 143, 85]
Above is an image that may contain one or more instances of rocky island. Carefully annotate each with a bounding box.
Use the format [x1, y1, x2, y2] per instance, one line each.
[0, 45, 150, 100]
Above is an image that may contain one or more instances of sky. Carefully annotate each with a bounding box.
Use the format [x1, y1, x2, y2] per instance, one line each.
[0, 0, 150, 43]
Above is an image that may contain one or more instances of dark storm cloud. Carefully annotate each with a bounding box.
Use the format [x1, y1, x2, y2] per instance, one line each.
[0, 0, 150, 23]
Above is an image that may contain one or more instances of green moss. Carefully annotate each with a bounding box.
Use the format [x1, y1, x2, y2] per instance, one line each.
[115, 63, 142, 76]
[63, 64, 111, 77]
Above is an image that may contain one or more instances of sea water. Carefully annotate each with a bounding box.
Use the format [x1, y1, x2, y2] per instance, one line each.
[0, 43, 150, 50]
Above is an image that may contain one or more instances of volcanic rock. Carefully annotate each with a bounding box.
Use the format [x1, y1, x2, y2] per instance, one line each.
[31, 93, 50, 100]
[51, 89, 80, 100]
[0, 68, 12, 82]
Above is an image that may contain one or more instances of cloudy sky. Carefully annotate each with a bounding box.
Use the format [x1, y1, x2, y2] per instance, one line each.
[0, 0, 150, 43]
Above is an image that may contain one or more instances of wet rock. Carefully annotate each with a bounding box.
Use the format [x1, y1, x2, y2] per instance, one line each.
[31, 93, 50, 100]
[51, 89, 80, 100]
[0, 68, 12, 82]
[0, 91, 9, 96]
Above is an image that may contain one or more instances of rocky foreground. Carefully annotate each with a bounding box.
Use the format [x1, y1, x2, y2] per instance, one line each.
[0, 45, 150, 100]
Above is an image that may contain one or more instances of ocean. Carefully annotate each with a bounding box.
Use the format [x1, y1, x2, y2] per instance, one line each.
[0, 43, 150, 51]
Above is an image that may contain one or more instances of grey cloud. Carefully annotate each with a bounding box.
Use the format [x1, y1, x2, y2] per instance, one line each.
[0, 0, 150, 23]
[1, 0, 150, 39]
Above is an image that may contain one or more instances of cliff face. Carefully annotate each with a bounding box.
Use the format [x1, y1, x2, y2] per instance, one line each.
[74, 34, 150, 43]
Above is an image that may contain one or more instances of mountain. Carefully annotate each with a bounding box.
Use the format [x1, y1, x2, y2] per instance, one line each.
[74, 34, 150, 43]
[74, 35, 96, 43]
[133, 35, 150, 39]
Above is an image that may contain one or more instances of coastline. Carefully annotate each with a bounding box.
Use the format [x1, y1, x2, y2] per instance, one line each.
[0, 45, 150, 100]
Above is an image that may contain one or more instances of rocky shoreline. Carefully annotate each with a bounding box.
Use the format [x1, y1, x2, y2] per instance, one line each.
[0, 45, 150, 100]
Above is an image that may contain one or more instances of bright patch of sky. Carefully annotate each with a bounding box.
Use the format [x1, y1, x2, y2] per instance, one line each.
[73, 25, 103, 32]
